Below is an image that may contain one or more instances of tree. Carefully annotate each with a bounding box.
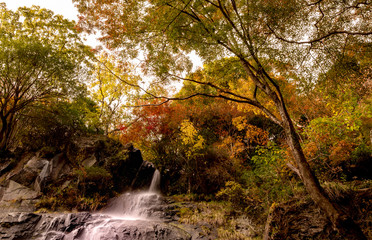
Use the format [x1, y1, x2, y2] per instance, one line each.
[179, 118, 206, 193]
[17, 95, 99, 151]
[74, 0, 371, 238]
[301, 48, 372, 181]
[88, 52, 140, 135]
[0, 4, 91, 153]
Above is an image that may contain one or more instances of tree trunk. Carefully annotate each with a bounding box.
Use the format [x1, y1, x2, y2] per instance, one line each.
[276, 102, 367, 239]
[0, 113, 15, 153]
[239, 56, 366, 238]
[0, 116, 9, 153]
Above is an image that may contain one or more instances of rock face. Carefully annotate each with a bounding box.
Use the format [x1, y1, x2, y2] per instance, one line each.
[0, 162, 212, 240]
[0, 212, 192, 240]
[263, 201, 329, 240]
[2, 180, 40, 201]
[263, 190, 372, 240]
[0, 136, 221, 240]
[67, 218, 191, 240]
[0, 212, 42, 240]
[0, 136, 155, 211]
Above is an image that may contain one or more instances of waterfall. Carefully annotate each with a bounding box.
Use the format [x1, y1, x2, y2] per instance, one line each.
[103, 169, 162, 220]
[149, 169, 160, 193]
[41, 170, 164, 240]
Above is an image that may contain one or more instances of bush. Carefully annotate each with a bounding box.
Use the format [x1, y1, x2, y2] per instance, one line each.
[74, 166, 113, 197]
[37, 166, 113, 211]
[216, 181, 263, 216]
[16, 97, 99, 151]
[216, 181, 247, 209]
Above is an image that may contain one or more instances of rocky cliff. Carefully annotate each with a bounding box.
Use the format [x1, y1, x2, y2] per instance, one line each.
[0, 135, 155, 212]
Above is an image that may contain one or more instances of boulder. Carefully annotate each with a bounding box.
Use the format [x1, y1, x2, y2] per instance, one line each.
[24, 156, 48, 171]
[34, 161, 52, 192]
[0, 181, 39, 212]
[8, 155, 49, 189]
[50, 153, 71, 181]
[67, 136, 108, 164]
[108, 144, 145, 192]
[263, 200, 330, 240]
[126, 145, 144, 169]
[82, 155, 97, 168]
[2, 180, 40, 202]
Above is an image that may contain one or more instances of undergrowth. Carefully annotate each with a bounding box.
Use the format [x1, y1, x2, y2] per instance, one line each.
[173, 196, 262, 239]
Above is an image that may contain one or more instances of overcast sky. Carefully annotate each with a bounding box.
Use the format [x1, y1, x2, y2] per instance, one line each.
[1, 0, 103, 47]
[1, 0, 79, 20]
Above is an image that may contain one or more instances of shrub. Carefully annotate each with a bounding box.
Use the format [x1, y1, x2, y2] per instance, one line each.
[74, 166, 113, 197]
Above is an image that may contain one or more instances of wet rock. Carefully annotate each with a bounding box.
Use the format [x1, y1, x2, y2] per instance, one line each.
[0, 212, 93, 240]
[0, 211, 192, 240]
[0, 212, 41, 240]
[70, 218, 192, 240]
[35, 212, 93, 234]
[131, 160, 156, 190]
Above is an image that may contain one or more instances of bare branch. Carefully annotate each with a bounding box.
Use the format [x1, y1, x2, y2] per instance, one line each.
[167, 73, 257, 103]
[267, 24, 372, 44]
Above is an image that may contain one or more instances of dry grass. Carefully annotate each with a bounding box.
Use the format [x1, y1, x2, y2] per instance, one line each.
[177, 200, 261, 239]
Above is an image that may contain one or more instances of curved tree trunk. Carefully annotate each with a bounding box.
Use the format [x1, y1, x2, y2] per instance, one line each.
[276, 102, 367, 240]
[239, 56, 366, 239]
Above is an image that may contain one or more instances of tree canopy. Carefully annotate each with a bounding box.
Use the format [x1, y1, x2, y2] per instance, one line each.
[74, 0, 371, 238]
[0, 1, 370, 238]
[0, 4, 92, 152]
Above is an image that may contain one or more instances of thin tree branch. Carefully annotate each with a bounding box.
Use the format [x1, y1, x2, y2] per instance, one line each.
[163, 0, 193, 32]
[267, 24, 372, 44]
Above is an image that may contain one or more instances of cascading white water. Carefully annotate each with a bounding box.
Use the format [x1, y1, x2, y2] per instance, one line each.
[62, 169, 163, 240]
[28, 169, 188, 240]
[100, 169, 162, 220]
[149, 169, 161, 193]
